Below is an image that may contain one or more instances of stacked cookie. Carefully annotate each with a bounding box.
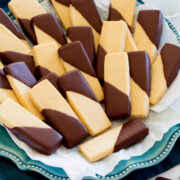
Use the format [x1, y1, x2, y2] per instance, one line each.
[0, 0, 179, 163]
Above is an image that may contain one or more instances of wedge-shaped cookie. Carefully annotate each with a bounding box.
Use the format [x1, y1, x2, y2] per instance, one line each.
[104, 52, 130, 119]
[134, 10, 164, 63]
[35, 65, 51, 80]
[70, 0, 102, 51]
[33, 42, 65, 76]
[8, 0, 45, 44]
[58, 70, 111, 136]
[0, 70, 18, 103]
[38, 72, 62, 94]
[150, 43, 180, 105]
[58, 41, 104, 102]
[30, 80, 88, 148]
[96, 20, 127, 80]
[3, 62, 44, 120]
[0, 8, 30, 50]
[32, 13, 67, 47]
[79, 119, 149, 162]
[108, 0, 136, 30]
[51, 0, 71, 29]
[0, 51, 36, 75]
[0, 61, 4, 69]
[0, 98, 62, 155]
[128, 51, 151, 118]
[67, 26, 95, 65]
[0, 24, 31, 55]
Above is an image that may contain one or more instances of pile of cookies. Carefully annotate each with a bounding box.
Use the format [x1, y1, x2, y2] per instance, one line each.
[0, 0, 179, 163]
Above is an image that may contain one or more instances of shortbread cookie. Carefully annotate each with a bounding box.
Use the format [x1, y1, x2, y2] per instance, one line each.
[38, 72, 62, 94]
[128, 51, 151, 118]
[0, 24, 31, 55]
[70, 0, 102, 51]
[58, 70, 111, 136]
[125, 27, 138, 52]
[79, 119, 149, 162]
[30, 80, 88, 148]
[0, 51, 36, 75]
[51, 0, 71, 29]
[150, 43, 180, 105]
[134, 10, 163, 63]
[58, 41, 104, 101]
[96, 20, 127, 80]
[104, 52, 130, 119]
[0, 61, 4, 69]
[0, 69, 18, 103]
[3, 62, 44, 120]
[32, 13, 67, 47]
[33, 42, 65, 76]
[8, 0, 45, 44]
[0, 98, 62, 155]
[67, 26, 95, 65]
[35, 65, 51, 80]
[108, 0, 136, 30]
[0, 8, 30, 50]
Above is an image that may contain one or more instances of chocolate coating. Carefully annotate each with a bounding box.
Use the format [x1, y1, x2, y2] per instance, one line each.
[0, 8, 24, 40]
[42, 109, 88, 148]
[104, 82, 130, 119]
[67, 26, 95, 65]
[11, 127, 62, 155]
[35, 65, 51, 80]
[96, 45, 107, 80]
[70, 0, 102, 33]
[18, 18, 37, 44]
[58, 41, 96, 77]
[4, 62, 37, 87]
[0, 69, 12, 89]
[161, 43, 180, 87]
[32, 13, 67, 46]
[155, 177, 171, 180]
[0, 51, 36, 75]
[137, 10, 163, 48]
[108, 7, 131, 30]
[38, 72, 62, 94]
[58, 70, 98, 102]
[128, 51, 151, 96]
[114, 119, 149, 152]
[54, 0, 70, 6]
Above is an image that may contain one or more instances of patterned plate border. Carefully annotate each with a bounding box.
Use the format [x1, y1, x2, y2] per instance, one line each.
[0, 124, 179, 180]
[0, 0, 180, 179]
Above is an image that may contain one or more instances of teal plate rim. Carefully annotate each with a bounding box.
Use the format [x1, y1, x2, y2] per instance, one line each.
[0, 124, 180, 180]
[0, 0, 180, 179]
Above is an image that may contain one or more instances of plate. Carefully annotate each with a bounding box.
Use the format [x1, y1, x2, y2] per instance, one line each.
[0, 0, 180, 179]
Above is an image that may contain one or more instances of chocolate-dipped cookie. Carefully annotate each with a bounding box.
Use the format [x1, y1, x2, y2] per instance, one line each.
[150, 43, 180, 105]
[104, 52, 130, 119]
[0, 8, 30, 50]
[58, 70, 111, 136]
[30, 80, 88, 148]
[128, 51, 151, 118]
[0, 69, 18, 103]
[0, 24, 31, 55]
[51, 0, 71, 29]
[35, 65, 51, 80]
[3, 62, 44, 120]
[134, 10, 164, 63]
[70, 0, 102, 51]
[108, 0, 136, 30]
[8, 0, 45, 44]
[0, 98, 62, 155]
[67, 26, 95, 65]
[96, 20, 127, 80]
[0, 51, 36, 75]
[33, 42, 65, 76]
[58, 41, 104, 102]
[79, 119, 149, 162]
[32, 13, 67, 47]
